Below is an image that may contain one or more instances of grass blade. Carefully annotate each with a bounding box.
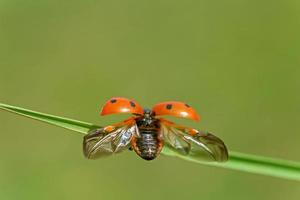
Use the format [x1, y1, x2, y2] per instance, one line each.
[0, 103, 99, 134]
[1, 103, 300, 181]
[162, 148, 300, 181]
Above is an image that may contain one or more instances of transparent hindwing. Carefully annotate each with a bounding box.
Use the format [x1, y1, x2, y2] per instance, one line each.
[161, 123, 228, 162]
[83, 123, 138, 159]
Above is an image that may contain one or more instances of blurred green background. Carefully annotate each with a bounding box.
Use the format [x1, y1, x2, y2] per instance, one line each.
[1, 0, 300, 199]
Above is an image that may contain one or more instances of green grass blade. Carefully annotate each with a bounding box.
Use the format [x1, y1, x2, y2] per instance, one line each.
[162, 148, 300, 181]
[0, 103, 99, 134]
[1, 103, 300, 181]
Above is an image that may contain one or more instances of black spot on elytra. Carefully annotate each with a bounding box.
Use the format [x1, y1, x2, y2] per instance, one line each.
[130, 101, 136, 107]
[110, 99, 117, 103]
[166, 104, 172, 110]
[185, 103, 190, 108]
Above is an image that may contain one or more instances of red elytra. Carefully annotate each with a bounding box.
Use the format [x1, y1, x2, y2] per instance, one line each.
[101, 97, 200, 121]
[100, 97, 144, 116]
[152, 101, 200, 121]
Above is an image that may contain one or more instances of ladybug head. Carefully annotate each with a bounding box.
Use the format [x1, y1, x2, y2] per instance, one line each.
[143, 108, 153, 118]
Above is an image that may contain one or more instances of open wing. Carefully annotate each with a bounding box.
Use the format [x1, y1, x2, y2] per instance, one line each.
[83, 123, 138, 159]
[160, 122, 228, 162]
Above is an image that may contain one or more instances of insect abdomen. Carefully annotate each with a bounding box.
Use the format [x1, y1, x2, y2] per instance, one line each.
[134, 130, 161, 160]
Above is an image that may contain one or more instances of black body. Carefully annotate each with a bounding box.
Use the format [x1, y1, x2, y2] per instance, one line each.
[133, 109, 162, 160]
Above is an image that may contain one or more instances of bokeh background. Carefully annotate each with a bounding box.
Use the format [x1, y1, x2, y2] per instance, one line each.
[1, 0, 300, 199]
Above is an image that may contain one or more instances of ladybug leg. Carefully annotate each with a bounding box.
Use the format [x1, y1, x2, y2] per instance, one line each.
[159, 118, 200, 136]
[130, 135, 140, 155]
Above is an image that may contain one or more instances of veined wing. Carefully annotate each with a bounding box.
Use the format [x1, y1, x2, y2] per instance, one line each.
[83, 123, 138, 159]
[160, 122, 228, 162]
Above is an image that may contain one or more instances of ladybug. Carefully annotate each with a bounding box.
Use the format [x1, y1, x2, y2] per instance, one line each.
[83, 97, 228, 161]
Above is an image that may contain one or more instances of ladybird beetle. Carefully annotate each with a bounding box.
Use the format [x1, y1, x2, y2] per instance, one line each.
[83, 97, 228, 161]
